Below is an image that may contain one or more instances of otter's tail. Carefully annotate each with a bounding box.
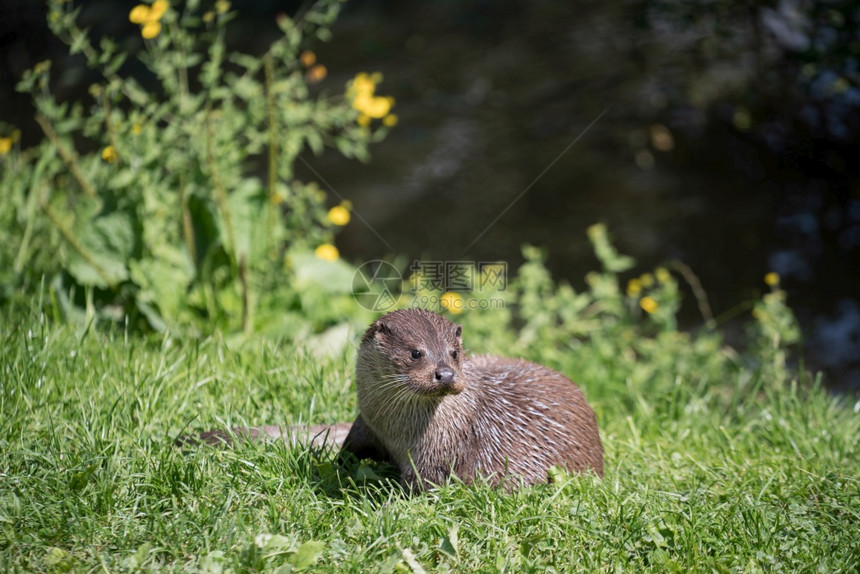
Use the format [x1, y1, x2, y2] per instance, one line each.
[176, 423, 353, 449]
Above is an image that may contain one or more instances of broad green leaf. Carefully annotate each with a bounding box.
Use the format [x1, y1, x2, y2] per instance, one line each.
[291, 252, 354, 294]
[225, 178, 268, 264]
[129, 244, 193, 327]
[67, 210, 137, 288]
[198, 550, 227, 574]
[292, 541, 324, 570]
[441, 524, 459, 560]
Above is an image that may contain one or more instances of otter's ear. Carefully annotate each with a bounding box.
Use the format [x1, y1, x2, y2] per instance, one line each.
[362, 319, 391, 343]
[453, 324, 462, 342]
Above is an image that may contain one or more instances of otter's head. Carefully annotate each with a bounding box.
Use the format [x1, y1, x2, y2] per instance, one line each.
[357, 308, 465, 398]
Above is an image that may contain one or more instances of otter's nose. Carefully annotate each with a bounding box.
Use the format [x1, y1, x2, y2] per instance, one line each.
[434, 366, 456, 385]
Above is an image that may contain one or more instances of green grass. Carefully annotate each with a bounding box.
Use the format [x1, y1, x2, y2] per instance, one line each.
[1, 305, 858, 573]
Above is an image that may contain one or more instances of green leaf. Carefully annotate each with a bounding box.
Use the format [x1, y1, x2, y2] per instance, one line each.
[69, 28, 89, 55]
[439, 524, 459, 560]
[226, 178, 268, 264]
[44, 547, 76, 572]
[355, 462, 382, 481]
[67, 210, 138, 288]
[129, 244, 194, 328]
[68, 464, 97, 491]
[255, 533, 291, 551]
[109, 169, 137, 190]
[233, 75, 262, 101]
[198, 550, 227, 574]
[96, 212, 137, 257]
[292, 541, 324, 570]
[292, 252, 355, 294]
[122, 543, 153, 570]
[306, 131, 324, 155]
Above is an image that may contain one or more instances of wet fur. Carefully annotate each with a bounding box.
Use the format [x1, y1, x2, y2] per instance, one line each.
[342, 309, 603, 491]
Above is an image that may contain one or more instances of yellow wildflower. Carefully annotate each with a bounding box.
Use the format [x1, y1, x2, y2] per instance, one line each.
[132, 123, 143, 135]
[101, 145, 118, 163]
[314, 243, 339, 262]
[215, 0, 230, 15]
[764, 272, 780, 287]
[0, 138, 12, 155]
[356, 113, 371, 127]
[129, 1, 168, 38]
[150, 0, 169, 19]
[655, 267, 671, 284]
[360, 96, 393, 119]
[440, 291, 463, 314]
[202, 11, 214, 23]
[141, 21, 162, 39]
[349, 73, 377, 99]
[307, 64, 327, 83]
[640, 296, 658, 314]
[129, 5, 150, 23]
[383, 114, 398, 127]
[626, 278, 642, 297]
[348, 72, 395, 123]
[639, 273, 654, 288]
[327, 204, 350, 226]
[300, 51, 316, 67]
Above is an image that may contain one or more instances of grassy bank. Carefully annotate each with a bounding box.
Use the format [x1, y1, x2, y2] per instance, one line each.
[1, 304, 858, 573]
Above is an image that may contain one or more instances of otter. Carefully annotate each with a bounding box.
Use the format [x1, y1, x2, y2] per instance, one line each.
[184, 309, 603, 491]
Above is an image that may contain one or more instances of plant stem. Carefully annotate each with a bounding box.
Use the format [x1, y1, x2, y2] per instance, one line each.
[205, 109, 237, 265]
[35, 113, 97, 199]
[171, 19, 190, 111]
[670, 260, 715, 326]
[178, 173, 197, 266]
[239, 255, 250, 333]
[15, 155, 50, 273]
[264, 53, 278, 259]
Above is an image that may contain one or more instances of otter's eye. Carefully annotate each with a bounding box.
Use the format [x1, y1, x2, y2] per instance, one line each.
[451, 350, 459, 360]
[410, 349, 422, 360]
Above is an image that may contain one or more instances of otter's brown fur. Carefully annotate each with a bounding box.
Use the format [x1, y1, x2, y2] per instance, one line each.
[341, 308, 603, 491]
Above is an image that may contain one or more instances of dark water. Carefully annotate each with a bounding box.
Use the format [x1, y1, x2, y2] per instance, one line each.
[315, 1, 860, 391]
[2, 0, 858, 389]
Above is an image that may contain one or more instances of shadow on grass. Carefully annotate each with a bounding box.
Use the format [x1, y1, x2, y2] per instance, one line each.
[173, 426, 403, 502]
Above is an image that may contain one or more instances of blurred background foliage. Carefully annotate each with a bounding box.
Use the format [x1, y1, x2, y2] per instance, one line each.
[1, 0, 393, 337]
[0, 0, 857, 388]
